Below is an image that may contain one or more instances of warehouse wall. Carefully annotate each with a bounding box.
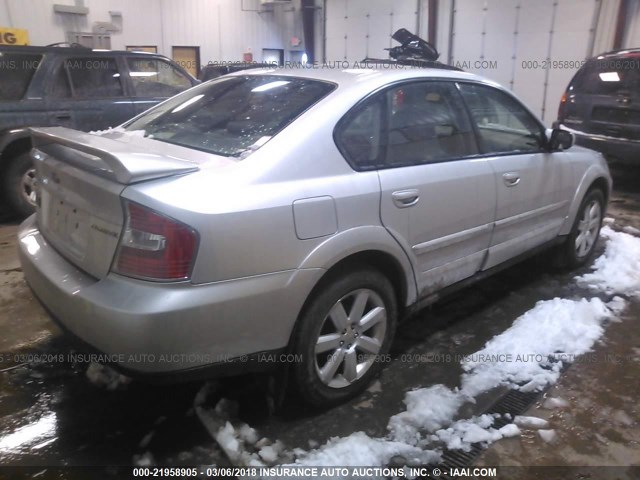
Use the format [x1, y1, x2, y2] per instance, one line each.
[323, 0, 625, 124]
[0, 0, 162, 49]
[0, 0, 290, 63]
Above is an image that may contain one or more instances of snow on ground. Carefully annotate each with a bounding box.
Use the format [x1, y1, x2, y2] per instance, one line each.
[543, 397, 570, 409]
[513, 416, 549, 429]
[537, 429, 557, 443]
[294, 432, 437, 467]
[203, 228, 640, 468]
[622, 225, 640, 236]
[85, 362, 131, 391]
[388, 384, 467, 445]
[460, 297, 616, 396]
[433, 414, 520, 452]
[577, 226, 640, 297]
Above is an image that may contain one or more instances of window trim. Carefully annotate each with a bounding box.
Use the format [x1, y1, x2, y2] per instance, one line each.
[334, 78, 484, 172]
[455, 81, 548, 157]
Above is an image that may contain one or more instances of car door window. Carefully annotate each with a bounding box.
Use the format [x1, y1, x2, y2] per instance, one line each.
[64, 57, 124, 98]
[127, 58, 192, 97]
[0, 53, 42, 101]
[385, 81, 478, 166]
[459, 83, 544, 155]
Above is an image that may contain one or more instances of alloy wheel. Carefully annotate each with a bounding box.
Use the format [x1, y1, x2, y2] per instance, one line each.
[314, 288, 387, 389]
[575, 199, 602, 258]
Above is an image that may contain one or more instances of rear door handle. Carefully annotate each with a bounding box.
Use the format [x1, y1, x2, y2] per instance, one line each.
[54, 112, 72, 120]
[503, 172, 521, 187]
[392, 189, 420, 208]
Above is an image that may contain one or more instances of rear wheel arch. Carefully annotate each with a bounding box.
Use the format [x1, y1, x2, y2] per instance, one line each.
[0, 135, 32, 171]
[307, 250, 408, 317]
[288, 249, 410, 349]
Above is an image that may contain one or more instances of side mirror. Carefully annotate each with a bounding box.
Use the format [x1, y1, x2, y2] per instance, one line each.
[547, 128, 574, 151]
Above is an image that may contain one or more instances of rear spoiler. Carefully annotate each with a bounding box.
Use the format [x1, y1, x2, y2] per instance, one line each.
[30, 127, 199, 184]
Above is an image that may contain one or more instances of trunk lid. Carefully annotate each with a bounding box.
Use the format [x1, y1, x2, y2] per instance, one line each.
[30, 127, 201, 279]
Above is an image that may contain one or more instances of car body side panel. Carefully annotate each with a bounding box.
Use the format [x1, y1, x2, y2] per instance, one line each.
[18, 215, 324, 373]
[558, 147, 612, 236]
[378, 158, 496, 297]
[483, 152, 573, 269]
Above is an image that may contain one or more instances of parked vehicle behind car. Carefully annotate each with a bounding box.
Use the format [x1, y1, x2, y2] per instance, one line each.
[0, 44, 198, 217]
[19, 67, 611, 407]
[556, 48, 640, 165]
[199, 62, 276, 82]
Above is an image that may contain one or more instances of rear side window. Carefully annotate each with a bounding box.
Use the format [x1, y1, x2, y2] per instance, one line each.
[126, 75, 336, 157]
[336, 81, 478, 170]
[571, 58, 640, 95]
[0, 53, 42, 101]
[127, 58, 193, 97]
[64, 57, 124, 97]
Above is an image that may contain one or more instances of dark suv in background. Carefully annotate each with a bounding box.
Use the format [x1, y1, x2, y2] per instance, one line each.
[557, 49, 640, 165]
[0, 44, 198, 217]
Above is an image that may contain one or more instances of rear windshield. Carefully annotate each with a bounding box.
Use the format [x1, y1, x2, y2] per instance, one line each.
[0, 52, 43, 101]
[571, 57, 640, 95]
[126, 75, 336, 157]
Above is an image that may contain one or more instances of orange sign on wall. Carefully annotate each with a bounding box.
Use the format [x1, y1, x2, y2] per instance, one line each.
[0, 28, 29, 45]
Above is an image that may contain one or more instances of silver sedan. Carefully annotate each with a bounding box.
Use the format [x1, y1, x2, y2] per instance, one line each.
[19, 67, 611, 406]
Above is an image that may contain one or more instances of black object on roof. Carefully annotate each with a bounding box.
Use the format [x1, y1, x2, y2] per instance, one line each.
[362, 28, 461, 71]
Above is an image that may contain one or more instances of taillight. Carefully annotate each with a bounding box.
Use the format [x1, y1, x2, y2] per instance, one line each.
[114, 201, 198, 281]
[558, 92, 568, 121]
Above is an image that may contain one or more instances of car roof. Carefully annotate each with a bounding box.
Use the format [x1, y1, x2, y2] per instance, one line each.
[228, 65, 493, 91]
[0, 45, 166, 58]
[593, 48, 640, 59]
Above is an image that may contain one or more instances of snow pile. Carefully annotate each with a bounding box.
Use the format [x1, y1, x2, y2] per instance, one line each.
[461, 297, 615, 396]
[193, 384, 288, 467]
[622, 225, 640, 236]
[433, 414, 520, 452]
[513, 416, 548, 429]
[543, 397, 569, 409]
[85, 362, 131, 391]
[204, 227, 639, 466]
[537, 429, 557, 443]
[577, 226, 640, 297]
[294, 431, 437, 467]
[388, 384, 467, 445]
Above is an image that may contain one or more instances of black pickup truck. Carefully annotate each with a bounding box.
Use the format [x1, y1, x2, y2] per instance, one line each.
[0, 44, 198, 217]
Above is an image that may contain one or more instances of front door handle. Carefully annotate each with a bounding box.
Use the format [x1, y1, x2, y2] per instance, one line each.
[392, 189, 420, 208]
[503, 172, 521, 187]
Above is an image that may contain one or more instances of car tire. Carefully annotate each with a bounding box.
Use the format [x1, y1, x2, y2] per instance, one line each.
[290, 266, 397, 408]
[555, 189, 605, 269]
[3, 152, 37, 218]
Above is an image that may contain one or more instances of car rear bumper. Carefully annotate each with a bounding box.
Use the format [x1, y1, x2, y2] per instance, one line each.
[18, 215, 323, 376]
[561, 124, 640, 164]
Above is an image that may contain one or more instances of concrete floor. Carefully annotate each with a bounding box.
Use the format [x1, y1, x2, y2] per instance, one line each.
[0, 165, 638, 473]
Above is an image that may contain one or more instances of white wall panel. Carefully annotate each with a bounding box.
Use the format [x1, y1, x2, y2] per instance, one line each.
[623, 0, 640, 48]
[158, 0, 285, 63]
[323, 0, 620, 123]
[325, 0, 421, 62]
